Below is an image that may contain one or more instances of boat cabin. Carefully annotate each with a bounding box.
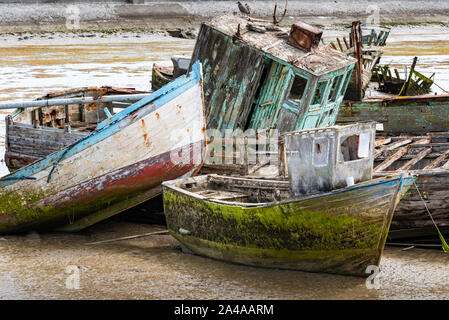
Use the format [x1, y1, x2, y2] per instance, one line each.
[188, 15, 356, 134]
[284, 122, 376, 196]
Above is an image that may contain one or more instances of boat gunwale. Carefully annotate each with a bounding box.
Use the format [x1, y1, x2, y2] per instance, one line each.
[0, 61, 204, 188]
[357, 93, 449, 103]
[162, 173, 407, 208]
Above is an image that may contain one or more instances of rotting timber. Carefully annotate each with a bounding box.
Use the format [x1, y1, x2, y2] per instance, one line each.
[184, 15, 356, 176]
[162, 123, 414, 276]
[331, 22, 390, 101]
[372, 57, 435, 96]
[373, 133, 449, 240]
[4, 86, 151, 171]
[189, 15, 356, 133]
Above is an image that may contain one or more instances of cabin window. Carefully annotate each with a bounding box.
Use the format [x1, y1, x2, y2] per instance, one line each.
[312, 138, 329, 166]
[288, 74, 308, 103]
[311, 81, 328, 105]
[328, 75, 343, 102]
[339, 133, 371, 162]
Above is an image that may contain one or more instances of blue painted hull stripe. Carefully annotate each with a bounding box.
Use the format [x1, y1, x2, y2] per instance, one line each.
[0, 61, 203, 189]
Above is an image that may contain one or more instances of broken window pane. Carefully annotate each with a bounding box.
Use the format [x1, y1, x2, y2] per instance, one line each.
[339, 134, 370, 162]
[288, 74, 308, 103]
[311, 81, 328, 105]
[328, 75, 343, 102]
[358, 132, 371, 158]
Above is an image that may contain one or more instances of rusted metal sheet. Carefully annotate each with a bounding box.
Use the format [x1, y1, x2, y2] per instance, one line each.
[0, 62, 206, 234]
[288, 22, 323, 52]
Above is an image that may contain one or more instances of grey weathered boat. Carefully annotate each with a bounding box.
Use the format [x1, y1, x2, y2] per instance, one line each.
[337, 94, 449, 135]
[163, 123, 414, 276]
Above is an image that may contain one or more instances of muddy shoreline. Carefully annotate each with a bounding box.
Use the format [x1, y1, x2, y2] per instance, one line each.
[1, 1, 449, 34]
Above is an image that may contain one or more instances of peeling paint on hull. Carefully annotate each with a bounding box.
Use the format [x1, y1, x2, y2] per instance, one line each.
[0, 62, 206, 234]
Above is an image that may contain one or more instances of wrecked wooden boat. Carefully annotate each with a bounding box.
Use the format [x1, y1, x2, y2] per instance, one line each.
[151, 56, 191, 91]
[373, 133, 449, 240]
[332, 22, 390, 101]
[0, 61, 206, 234]
[189, 15, 356, 133]
[4, 86, 151, 171]
[337, 94, 449, 135]
[163, 123, 414, 276]
[372, 57, 434, 96]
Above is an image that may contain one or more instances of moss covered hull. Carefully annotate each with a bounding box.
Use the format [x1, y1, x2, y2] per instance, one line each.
[163, 175, 410, 276]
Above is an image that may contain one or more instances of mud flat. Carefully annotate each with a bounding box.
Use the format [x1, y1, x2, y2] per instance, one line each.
[0, 219, 448, 300]
[1, 1, 449, 34]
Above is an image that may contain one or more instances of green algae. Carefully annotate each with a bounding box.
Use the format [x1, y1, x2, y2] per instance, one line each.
[163, 188, 383, 252]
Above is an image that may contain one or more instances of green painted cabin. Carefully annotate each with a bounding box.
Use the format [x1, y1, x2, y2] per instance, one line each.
[188, 15, 356, 134]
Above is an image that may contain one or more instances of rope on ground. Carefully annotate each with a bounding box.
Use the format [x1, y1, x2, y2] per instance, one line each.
[84, 229, 169, 245]
[413, 180, 449, 252]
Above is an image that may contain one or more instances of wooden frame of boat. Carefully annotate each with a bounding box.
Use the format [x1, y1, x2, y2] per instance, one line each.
[372, 57, 435, 96]
[4, 86, 151, 171]
[162, 172, 412, 276]
[0, 61, 206, 234]
[332, 22, 391, 101]
[373, 133, 449, 237]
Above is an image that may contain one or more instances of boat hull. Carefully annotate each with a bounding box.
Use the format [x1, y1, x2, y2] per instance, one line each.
[163, 175, 411, 276]
[337, 94, 449, 135]
[0, 62, 206, 234]
[376, 170, 449, 235]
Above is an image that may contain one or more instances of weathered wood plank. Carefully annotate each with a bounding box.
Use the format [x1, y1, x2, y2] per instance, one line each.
[398, 147, 431, 171]
[383, 138, 412, 151]
[423, 149, 449, 169]
[374, 146, 408, 172]
[375, 137, 391, 147]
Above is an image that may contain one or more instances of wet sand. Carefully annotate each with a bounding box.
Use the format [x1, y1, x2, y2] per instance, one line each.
[1, 221, 449, 300]
[1, 27, 449, 300]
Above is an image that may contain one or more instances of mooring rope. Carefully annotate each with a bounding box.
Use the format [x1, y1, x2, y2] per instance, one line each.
[413, 180, 449, 252]
[432, 81, 449, 94]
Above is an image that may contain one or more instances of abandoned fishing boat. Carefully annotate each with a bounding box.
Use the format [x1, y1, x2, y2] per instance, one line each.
[155, 15, 356, 134]
[188, 15, 358, 175]
[337, 93, 449, 135]
[151, 56, 191, 91]
[371, 57, 434, 96]
[373, 133, 449, 241]
[331, 22, 390, 101]
[163, 123, 414, 276]
[0, 61, 206, 234]
[3, 86, 151, 171]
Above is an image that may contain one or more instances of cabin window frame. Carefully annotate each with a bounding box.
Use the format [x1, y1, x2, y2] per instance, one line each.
[310, 80, 331, 108]
[317, 69, 349, 127]
[284, 71, 311, 111]
[337, 131, 372, 163]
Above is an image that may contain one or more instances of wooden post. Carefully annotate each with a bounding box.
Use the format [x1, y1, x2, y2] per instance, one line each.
[351, 21, 363, 101]
[64, 104, 70, 125]
[400, 56, 418, 96]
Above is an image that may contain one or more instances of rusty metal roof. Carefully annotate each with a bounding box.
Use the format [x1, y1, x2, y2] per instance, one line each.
[207, 15, 356, 76]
